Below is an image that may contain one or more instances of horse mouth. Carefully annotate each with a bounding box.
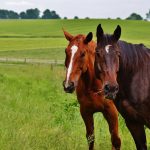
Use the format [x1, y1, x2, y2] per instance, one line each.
[64, 87, 75, 93]
[105, 92, 117, 100]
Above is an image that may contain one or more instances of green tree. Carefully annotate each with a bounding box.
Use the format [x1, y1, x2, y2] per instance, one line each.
[26, 8, 40, 19]
[42, 9, 60, 19]
[51, 11, 60, 19]
[116, 17, 121, 20]
[0, 8, 61, 19]
[126, 13, 143, 20]
[20, 12, 27, 19]
[146, 9, 150, 20]
[0, 9, 19, 19]
[64, 17, 67, 19]
[74, 16, 79, 19]
[42, 9, 52, 19]
[0, 9, 8, 19]
[8, 11, 19, 19]
[85, 17, 90, 19]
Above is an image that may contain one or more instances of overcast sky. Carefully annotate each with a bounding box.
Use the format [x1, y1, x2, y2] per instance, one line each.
[0, 0, 149, 19]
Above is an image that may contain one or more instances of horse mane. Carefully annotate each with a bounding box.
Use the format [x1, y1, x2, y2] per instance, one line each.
[118, 40, 150, 72]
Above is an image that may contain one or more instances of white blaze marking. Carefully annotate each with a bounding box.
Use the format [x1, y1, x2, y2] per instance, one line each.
[105, 45, 112, 53]
[65, 45, 78, 87]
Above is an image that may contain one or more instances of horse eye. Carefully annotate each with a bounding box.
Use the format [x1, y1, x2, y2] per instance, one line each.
[81, 52, 85, 57]
[96, 53, 100, 57]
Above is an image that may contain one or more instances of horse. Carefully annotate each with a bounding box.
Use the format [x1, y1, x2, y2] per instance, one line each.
[94, 24, 150, 150]
[62, 30, 121, 150]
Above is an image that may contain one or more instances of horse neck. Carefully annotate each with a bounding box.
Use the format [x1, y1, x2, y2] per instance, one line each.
[118, 41, 150, 74]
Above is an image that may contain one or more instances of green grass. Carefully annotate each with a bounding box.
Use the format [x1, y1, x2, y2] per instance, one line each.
[0, 19, 149, 39]
[0, 19, 150, 59]
[0, 38, 66, 51]
[0, 19, 150, 149]
[0, 47, 65, 60]
[0, 20, 63, 37]
[0, 64, 150, 150]
[0, 64, 149, 150]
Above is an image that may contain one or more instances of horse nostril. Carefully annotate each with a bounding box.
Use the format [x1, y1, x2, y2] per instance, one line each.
[70, 82, 74, 87]
[104, 84, 110, 93]
[115, 86, 119, 92]
[63, 81, 75, 93]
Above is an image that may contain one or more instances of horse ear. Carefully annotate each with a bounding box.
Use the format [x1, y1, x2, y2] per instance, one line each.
[113, 25, 121, 41]
[63, 29, 73, 41]
[96, 24, 104, 42]
[84, 32, 93, 44]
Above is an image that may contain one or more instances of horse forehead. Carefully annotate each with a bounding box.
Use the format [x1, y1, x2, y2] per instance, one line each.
[105, 45, 112, 53]
[71, 45, 78, 53]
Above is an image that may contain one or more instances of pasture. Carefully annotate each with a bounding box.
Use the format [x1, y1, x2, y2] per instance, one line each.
[0, 19, 150, 59]
[1, 64, 150, 150]
[0, 19, 150, 150]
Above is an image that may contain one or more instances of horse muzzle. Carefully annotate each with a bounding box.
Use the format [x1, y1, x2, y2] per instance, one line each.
[63, 81, 75, 93]
[104, 83, 119, 100]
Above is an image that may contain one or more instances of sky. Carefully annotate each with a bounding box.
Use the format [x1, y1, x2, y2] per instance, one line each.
[0, 0, 149, 19]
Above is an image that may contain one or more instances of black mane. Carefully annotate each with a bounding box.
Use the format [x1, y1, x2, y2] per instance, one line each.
[118, 40, 150, 72]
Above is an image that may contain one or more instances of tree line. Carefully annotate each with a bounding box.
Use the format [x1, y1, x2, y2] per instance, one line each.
[126, 11, 150, 20]
[0, 8, 150, 20]
[0, 8, 61, 19]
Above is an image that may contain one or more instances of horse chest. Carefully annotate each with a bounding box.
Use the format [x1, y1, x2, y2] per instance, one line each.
[76, 79, 104, 111]
[118, 99, 150, 125]
[77, 92, 104, 112]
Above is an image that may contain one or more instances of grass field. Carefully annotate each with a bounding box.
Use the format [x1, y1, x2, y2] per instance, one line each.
[0, 19, 150, 59]
[0, 64, 149, 150]
[0, 19, 150, 150]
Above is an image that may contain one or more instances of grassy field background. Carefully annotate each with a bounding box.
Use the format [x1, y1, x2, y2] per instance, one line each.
[0, 19, 150, 150]
[1, 64, 150, 150]
[0, 19, 150, 59]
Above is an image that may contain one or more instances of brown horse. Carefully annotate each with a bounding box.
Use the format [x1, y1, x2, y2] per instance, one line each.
[62, 30, 121, 150]
[95, 24, 150, 150]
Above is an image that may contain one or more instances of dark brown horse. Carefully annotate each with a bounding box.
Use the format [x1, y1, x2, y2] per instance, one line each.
[95, 24, 150, 150]
[62, 30, 121, 150]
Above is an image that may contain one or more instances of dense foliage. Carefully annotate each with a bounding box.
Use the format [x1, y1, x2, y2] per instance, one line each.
[0, 8, 60, 19]
[146, 9, 150, 20]
[0, 9, 19, 19]
[0, 8, 150, 20]
[126, 13, 143, 20]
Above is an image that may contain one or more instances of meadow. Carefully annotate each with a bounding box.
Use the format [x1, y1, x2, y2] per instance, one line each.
[1, 64, 150, 150]
[0, 19, 150, 150]
[0, 19, 150, 59]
